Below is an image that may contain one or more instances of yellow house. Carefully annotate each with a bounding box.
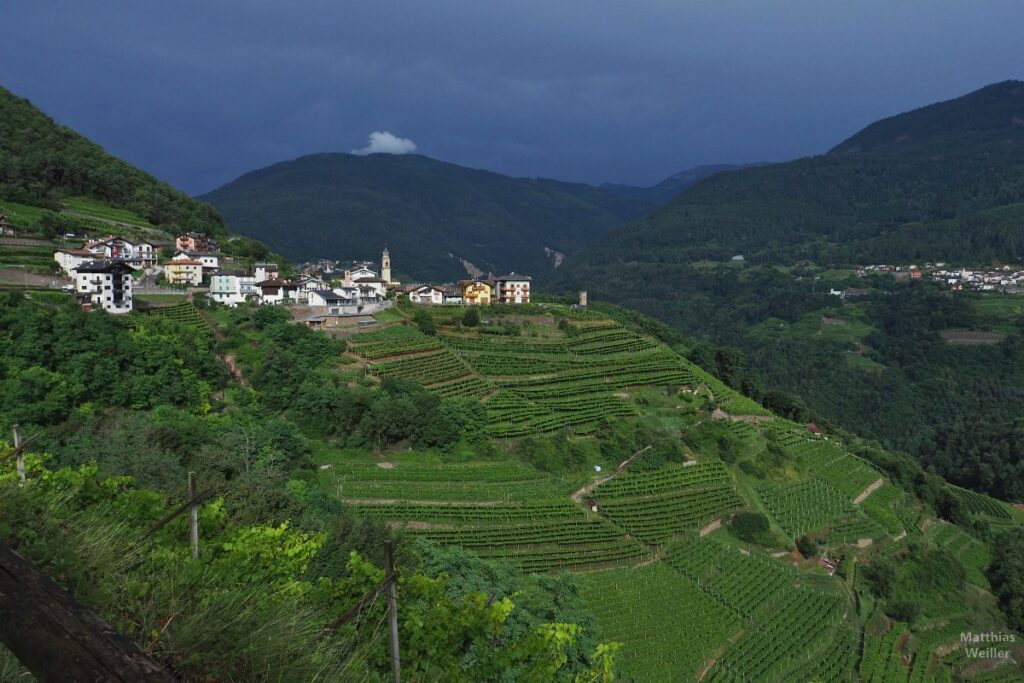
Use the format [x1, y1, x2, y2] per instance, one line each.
[459, 279, 492, 305]
[165, 259, 204, 285]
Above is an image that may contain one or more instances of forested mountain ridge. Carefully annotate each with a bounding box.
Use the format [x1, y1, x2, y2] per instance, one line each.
[0, 86, 226, 237]
[201, 152, 661, 281]
[551, 80, 1024, 270]
[831, 79, 1024, 154]
[546, 80, 1024, 505]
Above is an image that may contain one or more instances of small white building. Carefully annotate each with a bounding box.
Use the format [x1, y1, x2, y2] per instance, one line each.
[408, 285, 446, 305]
[175, 251, 219, 271]
[254, 263, 280, 282]
[258, 278, 299, 304]
[74, 260, 133, 314]
[54, 248, 97, 276]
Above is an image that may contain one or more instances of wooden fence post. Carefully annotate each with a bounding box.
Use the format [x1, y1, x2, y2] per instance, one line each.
[187, 472, 199, 559]
[384, 540, 401, 683]
[0, 540, 175, 682]
[13, 424, 24, 484]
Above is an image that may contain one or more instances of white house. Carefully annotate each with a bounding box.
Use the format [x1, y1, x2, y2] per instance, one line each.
[254, 263, 280, 282]
[175, 251, 219, 271]
[74, 260, 133, 314]
[258, 278, 299, 304]
[54, 248, 97, 275]
[210, 270, 258, 306]
[353, 276, 387, 298]
[492, 273, 532, 304]
[129, 241, 156, 267]
[307, 289, 354, 308]
[408, 285, 445, 305]
[341, 263, 377, 286]
[85, 236, 157, 267]
[294, 275, 327, 302]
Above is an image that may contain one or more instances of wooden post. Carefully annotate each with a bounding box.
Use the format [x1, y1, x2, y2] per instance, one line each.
[13, 424, 24, 483]
[384, 540, 401, 683]
[0, 540, 175, 682]
[187, 472, 199, 559]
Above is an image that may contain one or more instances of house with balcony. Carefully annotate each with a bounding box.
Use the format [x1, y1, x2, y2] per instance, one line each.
[165, 258, 204, 285]
[492, 273, 531, 304]
[74, 260, 133, 314]
[210, 270, 257, 306]
[176, 232, 218, 253]
[459, 279, 493, 305]
[85, 236, 157, 267]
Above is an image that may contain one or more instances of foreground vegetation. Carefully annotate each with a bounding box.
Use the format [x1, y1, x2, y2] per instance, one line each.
[2, 293, 1023, 680]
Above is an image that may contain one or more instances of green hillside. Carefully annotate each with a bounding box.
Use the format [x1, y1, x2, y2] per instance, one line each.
[200, 152, 659, 280]
[0, 86, 226, 237]
[547, 81, 1024, 503]
[3, 294, 1023, 681]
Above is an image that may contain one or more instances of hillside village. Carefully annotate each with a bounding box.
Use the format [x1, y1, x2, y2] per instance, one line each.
[52, 236, 533, 316]
[856, 263, 1024, 293]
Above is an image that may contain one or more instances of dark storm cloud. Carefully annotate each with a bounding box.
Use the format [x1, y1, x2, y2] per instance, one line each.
[1, 1, 1022, 194]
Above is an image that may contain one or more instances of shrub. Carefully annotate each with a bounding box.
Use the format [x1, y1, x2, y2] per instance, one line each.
[728, 511, 773, 545]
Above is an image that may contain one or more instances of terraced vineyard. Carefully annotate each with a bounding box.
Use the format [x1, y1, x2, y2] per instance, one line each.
[348, 325, 443, 359]
[665, 535, 798, 618]
[348, 324, 494, 398]
[447, 320, 704, 436]
[759, 478, 859, 537]
[320, 457, 647, 572]
[590, 463, 743, 544]
[926, 520, 993, 588]
[579, 564, 742, 682]
[130, 302, 212, 333]
[330, 304, 1024, 682]
[348, 308, 773, 436]
[577, 533, 856, 681]
[704, 586, 846, 681]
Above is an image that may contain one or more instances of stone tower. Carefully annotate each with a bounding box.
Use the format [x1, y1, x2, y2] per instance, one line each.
[381, 245, 392, 284]
[579, 290, 588, 307]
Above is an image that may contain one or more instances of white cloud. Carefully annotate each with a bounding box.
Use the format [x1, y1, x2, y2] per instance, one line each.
[352, 131, 418, 155]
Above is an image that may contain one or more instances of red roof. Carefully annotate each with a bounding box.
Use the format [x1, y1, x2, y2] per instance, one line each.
[806, 423, 823, 434]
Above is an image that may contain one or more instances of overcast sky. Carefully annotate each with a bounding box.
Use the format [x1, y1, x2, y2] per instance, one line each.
[1, 1, 1022, 195]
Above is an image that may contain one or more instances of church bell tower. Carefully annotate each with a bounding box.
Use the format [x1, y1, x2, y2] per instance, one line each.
[381, 245, 392, 284]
